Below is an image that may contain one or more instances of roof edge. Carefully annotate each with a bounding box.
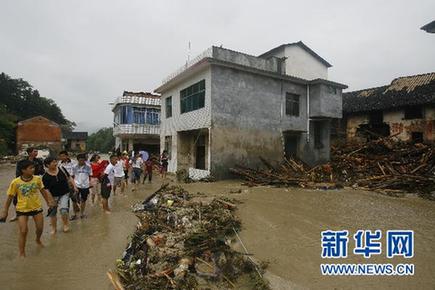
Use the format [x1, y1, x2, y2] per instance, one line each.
[258, 41, 333, 68]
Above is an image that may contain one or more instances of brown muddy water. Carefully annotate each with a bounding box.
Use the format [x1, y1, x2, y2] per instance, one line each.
[1, 163, 435, 289]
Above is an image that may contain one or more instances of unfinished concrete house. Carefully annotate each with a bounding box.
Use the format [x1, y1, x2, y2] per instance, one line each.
[155, 42, 347, 179]
[343, 72, 435, 143]
[112, 91, 161, 154]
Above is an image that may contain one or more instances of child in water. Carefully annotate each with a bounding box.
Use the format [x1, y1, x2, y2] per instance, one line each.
[0, 160, 55, 257]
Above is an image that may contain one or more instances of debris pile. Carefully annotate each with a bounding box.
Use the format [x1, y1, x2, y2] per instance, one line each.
[231, 136, 435, 196]
[111, 184, 269, 290]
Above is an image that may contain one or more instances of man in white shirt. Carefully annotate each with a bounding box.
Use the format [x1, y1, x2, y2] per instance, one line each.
[58, 150, 80, 219]
[112, 157, 125, 196]
[71, 154, 92, 218]
[100, 155, 117, 214]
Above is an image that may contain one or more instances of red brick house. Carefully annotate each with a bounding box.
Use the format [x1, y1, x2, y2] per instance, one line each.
[16, 116, 62, 153]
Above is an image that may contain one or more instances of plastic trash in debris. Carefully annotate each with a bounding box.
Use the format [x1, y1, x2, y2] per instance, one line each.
[173, 258, 191, 278]
[167, 199, 174, 207]
[181, 216, 192, 228]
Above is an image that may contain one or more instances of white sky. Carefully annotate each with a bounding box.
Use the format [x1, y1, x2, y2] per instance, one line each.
[1, 0, 434, 132]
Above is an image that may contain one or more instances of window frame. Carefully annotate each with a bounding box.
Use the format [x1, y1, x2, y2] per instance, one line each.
[165, 96, 172, 118]
[180, 80, 206, 114]
[285, 93, 300, 117]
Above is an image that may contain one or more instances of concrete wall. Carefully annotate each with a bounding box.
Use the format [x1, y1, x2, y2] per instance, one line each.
[160, 67, 212, 172]
[284, 45, 328, 80]
[309, 84, 343, 118]
[210, 65, 330, 178]
[212, 46, 281, 74]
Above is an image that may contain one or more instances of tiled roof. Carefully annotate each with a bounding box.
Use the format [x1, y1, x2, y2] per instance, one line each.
[421, 20, 435, 33]
[114, 91, 161, 107]
[64, 131, 88, 140]
[343, 72, 435, 113]
[258, 41, 333, 67]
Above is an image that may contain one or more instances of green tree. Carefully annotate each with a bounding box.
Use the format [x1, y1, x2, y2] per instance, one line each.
[0, 72, 75, 155]
[87, 127, 115, 153]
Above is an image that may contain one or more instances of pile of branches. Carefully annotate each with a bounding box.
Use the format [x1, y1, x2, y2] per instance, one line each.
[231, 136, 435, 196]
[109, 184, 270, 290]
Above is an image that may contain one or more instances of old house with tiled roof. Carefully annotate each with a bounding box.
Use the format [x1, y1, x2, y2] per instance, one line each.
[342, 72, 435, 143]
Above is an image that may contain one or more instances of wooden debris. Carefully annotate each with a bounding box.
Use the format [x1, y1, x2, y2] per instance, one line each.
[231, 136, 435, 195]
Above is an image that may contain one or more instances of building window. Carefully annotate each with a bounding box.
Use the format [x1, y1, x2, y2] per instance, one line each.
[131, 107, 160, 125]
[285, 93, 300, 116]
[313, 121, 324, 149]
[146, 108, 160, 125]
[404, 106, 423, 120]
[164, 136, 172, 160]
[166, 96, 172, 118]
[327, 86, 337, 94]
[180, 80, 205, 114]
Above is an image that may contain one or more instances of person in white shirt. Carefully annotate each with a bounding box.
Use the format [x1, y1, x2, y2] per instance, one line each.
[129, 152, 144, 192]
[112, 157, 126, 196]
[71, 154, 92, 218]
[100, 155, 117, 214]
[58, 150, 80, 220]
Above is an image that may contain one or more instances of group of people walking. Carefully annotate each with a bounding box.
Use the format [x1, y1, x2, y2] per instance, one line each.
[0, 147, 170, 257]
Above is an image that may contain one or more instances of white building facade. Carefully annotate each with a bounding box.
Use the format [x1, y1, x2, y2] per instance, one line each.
[112, 91, 161, 154]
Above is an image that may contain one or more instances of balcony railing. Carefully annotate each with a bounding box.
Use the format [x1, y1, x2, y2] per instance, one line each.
[162, 47, 213, 85]
[113, 124, 160, 136]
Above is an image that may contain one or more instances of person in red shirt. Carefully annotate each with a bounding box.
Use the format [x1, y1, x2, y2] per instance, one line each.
[89, 154, 104, 205]
[143, 157, 153, 184]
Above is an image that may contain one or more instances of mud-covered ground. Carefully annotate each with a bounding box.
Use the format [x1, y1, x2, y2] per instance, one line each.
[0, 163, 434, 290]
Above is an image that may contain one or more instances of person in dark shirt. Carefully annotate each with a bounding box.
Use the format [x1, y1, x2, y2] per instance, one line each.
[143, 157, 153, 184]
[15, 147, 45, 177]
[42, 157, 78, 234]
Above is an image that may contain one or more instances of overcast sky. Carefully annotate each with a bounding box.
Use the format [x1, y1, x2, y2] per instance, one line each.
[1, 0, 434, 132]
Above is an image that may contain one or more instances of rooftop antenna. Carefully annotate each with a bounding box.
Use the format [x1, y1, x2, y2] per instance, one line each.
[187, 41, 191, 63]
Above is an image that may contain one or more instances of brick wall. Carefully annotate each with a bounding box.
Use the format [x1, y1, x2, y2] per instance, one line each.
[16, 116, 62, 153]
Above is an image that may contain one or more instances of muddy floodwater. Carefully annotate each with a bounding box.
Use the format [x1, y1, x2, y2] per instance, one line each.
[1, 163, 435, 290]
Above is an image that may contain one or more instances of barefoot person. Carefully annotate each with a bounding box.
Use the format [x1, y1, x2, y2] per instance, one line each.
[72, 154, 92, 219]
[160, 150, 169, 179]
[89, 154, 103, 205]
[10, 147, 45, 222]
[58, 151, 80, 220]
[121, 151, 130, 189]
[100, 155, 117, 213]
[143, 156, 153, 184]
[0, 160, 55, 257]
[42, 157, 77, 234]
[112, 155, 126, 196]
[129, 152, 143, 191]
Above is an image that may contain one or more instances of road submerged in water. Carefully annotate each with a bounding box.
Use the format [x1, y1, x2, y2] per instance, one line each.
[0, 163, 434, 290]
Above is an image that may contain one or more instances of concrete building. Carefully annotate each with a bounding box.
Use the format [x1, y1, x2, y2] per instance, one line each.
[112, 91, 161, 154]
[16, 116, 62, 154]
[342, 72, 435, 143]
[155, 42, 347, 179]
[63, 131, 88, 152]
